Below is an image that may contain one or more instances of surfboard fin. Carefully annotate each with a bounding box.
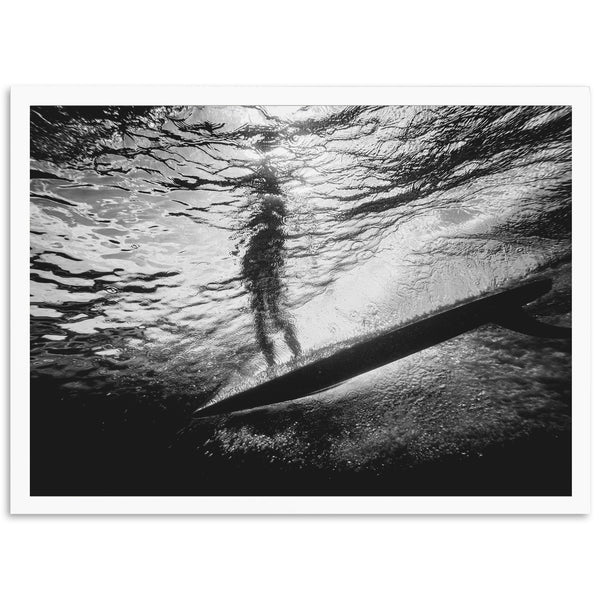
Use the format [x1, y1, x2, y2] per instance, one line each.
[492, 305, 571, 339]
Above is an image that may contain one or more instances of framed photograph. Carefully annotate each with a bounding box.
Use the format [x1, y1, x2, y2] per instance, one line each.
[10, 86, 590, 514]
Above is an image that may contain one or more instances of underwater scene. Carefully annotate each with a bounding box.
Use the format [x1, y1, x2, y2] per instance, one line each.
[30, 105, 571, 495]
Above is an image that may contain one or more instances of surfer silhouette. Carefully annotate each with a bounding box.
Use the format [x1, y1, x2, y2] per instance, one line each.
[240, 145, 301, 366]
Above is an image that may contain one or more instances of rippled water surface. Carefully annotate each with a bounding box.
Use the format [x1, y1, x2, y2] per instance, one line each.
[30, 105, 572, 494]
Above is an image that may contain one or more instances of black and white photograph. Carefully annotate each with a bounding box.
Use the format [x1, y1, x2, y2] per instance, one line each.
[20, 97, 581, 502]
[3, 3, 598, 597]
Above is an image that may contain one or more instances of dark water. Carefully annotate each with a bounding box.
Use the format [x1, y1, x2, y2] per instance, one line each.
[30, 105, 571, 495]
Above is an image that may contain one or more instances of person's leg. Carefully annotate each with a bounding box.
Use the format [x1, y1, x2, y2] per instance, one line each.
[269, 300, 301, 358]
[281, 319, 301, 358]
[252, 292, 276, 366]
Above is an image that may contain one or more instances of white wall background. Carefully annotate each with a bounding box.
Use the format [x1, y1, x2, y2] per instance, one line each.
[1, 1, 597, 598]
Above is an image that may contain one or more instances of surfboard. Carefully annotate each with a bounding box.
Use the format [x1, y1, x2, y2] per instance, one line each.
[194, 278, 570, 418]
